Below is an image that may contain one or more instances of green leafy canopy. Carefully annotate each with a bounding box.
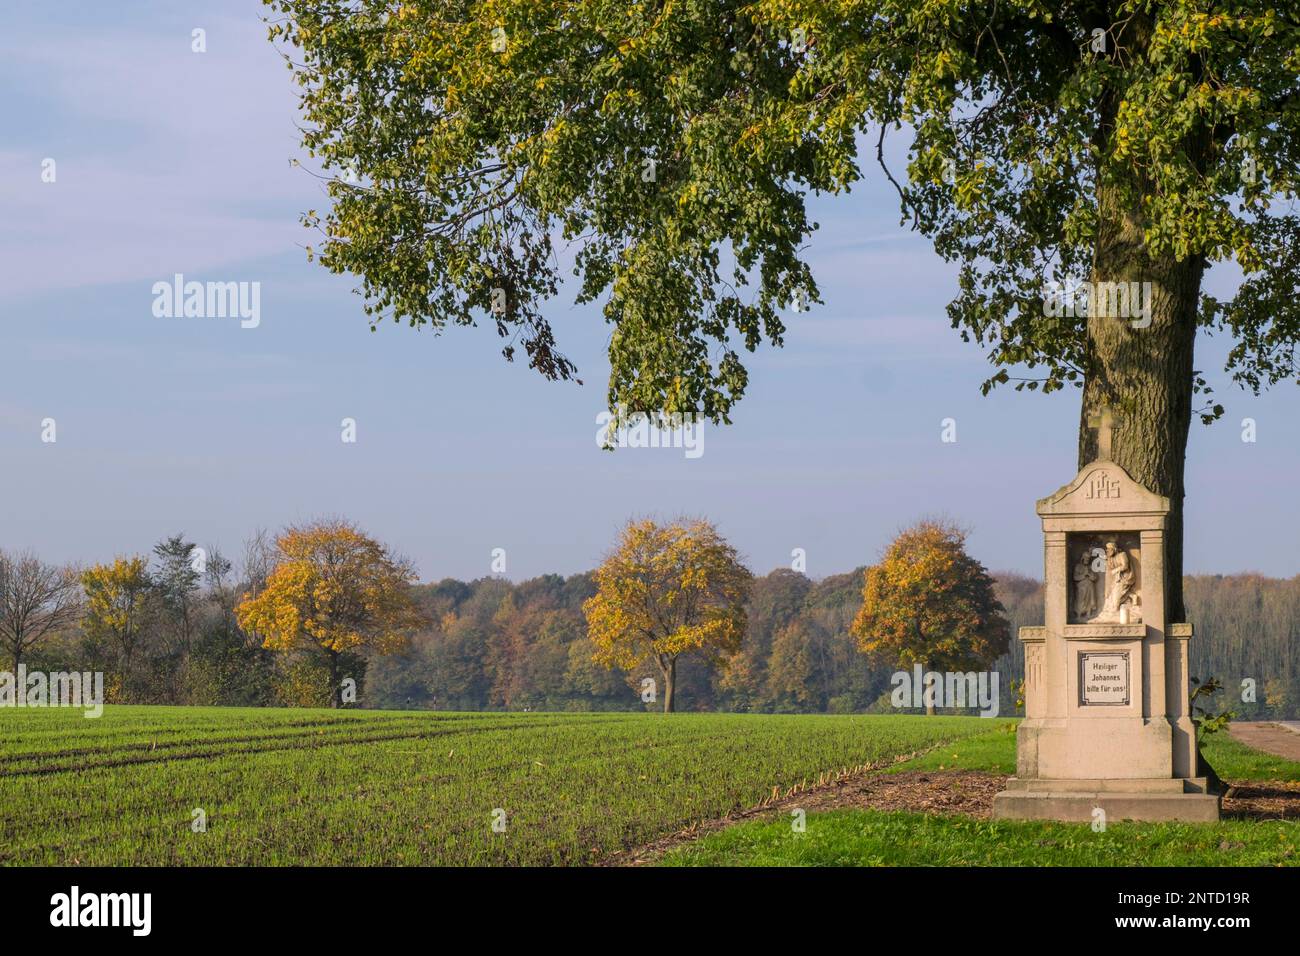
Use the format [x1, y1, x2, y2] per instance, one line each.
[267, 0, 1300, 420]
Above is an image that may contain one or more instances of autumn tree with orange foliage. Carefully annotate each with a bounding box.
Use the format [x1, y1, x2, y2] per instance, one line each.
[584, 519, 751, 713]
[851, 521, 1009, 714]
[236, 519, 423, 707]
[81, 556, 153, 699]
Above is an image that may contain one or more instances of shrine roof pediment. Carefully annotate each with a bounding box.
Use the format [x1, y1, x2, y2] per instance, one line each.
[1037, 460, 1170, 518]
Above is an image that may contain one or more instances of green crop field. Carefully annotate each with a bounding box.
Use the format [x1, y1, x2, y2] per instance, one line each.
[0, 707, 1006, 865]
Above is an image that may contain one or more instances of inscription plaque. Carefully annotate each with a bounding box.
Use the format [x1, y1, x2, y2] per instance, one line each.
[1079, 651, 1130, 706]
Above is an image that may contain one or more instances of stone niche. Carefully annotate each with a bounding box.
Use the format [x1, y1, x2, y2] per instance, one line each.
[992, 457, 1221, 823]
[1068, 532, 1141, 624]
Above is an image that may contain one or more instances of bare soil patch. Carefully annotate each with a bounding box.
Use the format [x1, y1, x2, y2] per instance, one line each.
[1222, 780, 1300, 820]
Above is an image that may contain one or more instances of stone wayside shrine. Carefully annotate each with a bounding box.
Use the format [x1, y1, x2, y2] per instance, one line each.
[993, 414, 1221, 822]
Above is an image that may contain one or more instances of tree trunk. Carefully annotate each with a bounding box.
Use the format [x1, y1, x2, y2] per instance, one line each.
[1077, 15, 1210, 627]
[662, 658, 676, 714]
[329, 650, 341, 708]
[1078, 184, 1204, 625]
[120, 640, 133, 703]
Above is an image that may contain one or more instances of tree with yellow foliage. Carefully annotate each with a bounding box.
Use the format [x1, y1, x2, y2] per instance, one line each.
[81, 556, 153, 698]
[851, 520, 1009, 714]
[235, 519, 422, 707]
[584, 519, 751, 713]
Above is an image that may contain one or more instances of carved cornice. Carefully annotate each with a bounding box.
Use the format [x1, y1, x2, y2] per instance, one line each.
[1062, 623, 1146, 640]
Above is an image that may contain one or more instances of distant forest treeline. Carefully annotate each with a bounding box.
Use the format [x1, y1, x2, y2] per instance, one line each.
[23, 556, 1300, 719]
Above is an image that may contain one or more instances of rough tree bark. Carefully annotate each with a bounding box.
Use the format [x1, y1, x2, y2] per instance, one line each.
[661, 657, 677, 714]
[1077, 27, 1210, 626]
[1077, 236, 1203, 626]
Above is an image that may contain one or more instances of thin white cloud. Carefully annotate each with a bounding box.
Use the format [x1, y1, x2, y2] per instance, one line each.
[0, 15, 317, 301]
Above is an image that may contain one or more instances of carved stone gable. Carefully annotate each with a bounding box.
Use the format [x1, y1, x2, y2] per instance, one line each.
[1037, 460, 1169, 518]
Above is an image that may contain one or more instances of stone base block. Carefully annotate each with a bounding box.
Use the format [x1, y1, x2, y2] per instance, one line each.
[1000, 776, 1212, 794]
[1017, 717, 1174, 779]
[993, 780, 1221, 822]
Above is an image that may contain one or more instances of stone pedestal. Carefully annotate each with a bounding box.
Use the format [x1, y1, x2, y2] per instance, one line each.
[992, 458, 1220, 823]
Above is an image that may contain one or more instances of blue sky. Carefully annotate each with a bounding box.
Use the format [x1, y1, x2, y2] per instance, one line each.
[2, 2, 1296, 582]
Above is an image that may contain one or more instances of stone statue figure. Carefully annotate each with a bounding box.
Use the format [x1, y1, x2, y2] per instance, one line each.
[1072, 552, 1097, 621]
[1101, 540, 1134, 616]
